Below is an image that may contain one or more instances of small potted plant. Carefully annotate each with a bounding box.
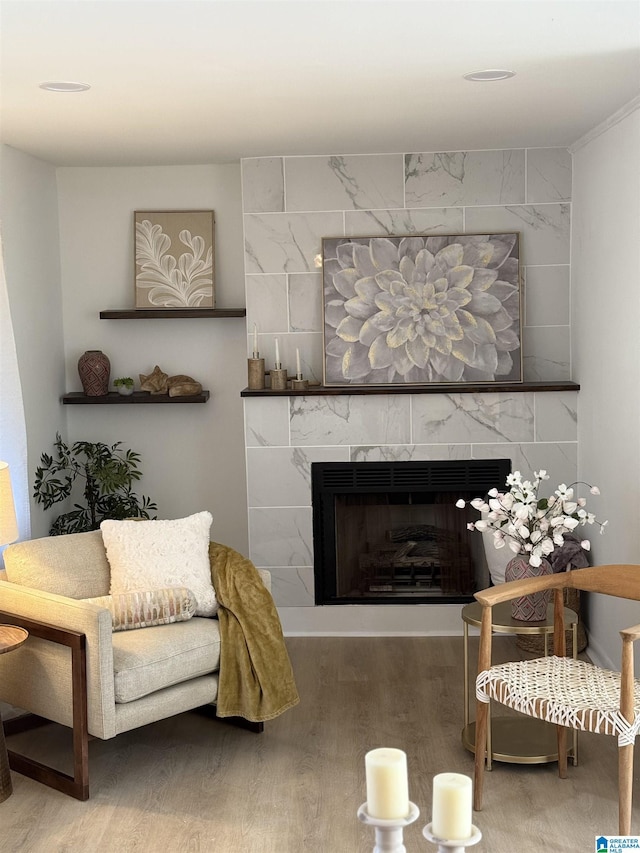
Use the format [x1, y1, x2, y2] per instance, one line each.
[113, 377, 135, 396]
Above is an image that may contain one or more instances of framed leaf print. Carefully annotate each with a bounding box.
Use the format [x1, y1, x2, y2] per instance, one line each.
[322, 232, 523, 386]
[134, 210, 215, 309]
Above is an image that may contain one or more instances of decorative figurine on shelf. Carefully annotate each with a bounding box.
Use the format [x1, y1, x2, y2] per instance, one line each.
[140, 365, 169, 394]
[167, 374, 202, 397]
[139, 366, 202, 397]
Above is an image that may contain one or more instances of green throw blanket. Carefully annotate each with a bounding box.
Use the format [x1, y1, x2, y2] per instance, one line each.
[209, 542, 299, 722]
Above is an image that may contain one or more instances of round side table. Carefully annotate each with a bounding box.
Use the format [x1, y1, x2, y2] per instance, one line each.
[0, 625, 29, 802]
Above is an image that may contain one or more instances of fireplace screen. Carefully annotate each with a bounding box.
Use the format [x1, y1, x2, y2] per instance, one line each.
[312, 459, 511, 605]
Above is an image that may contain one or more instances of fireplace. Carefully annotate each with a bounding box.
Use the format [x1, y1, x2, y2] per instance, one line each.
[312, 459, 511, 605]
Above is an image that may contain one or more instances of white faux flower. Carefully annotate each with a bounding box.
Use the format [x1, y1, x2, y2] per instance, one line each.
[456, 469, 607, 567]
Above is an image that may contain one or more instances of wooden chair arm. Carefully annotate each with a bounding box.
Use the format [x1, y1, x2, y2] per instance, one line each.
[474, 571, 566, 607]
[620, 625, 640, 642]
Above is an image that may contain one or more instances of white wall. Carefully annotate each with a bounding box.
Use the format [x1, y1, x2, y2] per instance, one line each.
[571, 105, 640, 668]
[0, 144, 67, 538]
[56, 165, 249, 553]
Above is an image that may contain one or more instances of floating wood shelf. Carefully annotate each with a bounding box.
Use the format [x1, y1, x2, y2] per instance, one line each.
[99, 309, 246, 319]
[62, 391, 210, 405]
[241, 381, 580, 397]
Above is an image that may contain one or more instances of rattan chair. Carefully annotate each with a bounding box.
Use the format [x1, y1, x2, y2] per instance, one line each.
[473, 565, 640, 836]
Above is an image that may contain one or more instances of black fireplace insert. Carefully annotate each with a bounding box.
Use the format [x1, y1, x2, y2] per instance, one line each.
[312, 459, 511, 605]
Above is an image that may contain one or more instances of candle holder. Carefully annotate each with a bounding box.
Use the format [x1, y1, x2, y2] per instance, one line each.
[291, 377, 308, 391]
[247, 357, 265, 390]
[357, 802, 419, 853]
[269, 367, 288, 391]
[422, 823, 482, 853]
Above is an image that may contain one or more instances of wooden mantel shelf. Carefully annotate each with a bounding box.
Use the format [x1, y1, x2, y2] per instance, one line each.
[241, 380, 580, 398]
[100, 308, 246, 319]
[62, 391, 210, 404]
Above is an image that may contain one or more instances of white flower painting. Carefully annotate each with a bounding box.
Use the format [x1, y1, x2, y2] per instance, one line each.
[134, 211, 215, 309]
[322, 233, 522, 386]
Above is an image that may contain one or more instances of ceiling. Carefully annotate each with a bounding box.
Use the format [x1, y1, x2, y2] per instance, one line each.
[1, 0, 639, 167]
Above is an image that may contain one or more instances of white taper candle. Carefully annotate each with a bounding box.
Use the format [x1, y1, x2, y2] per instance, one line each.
[296, 348, 302, 378]
[253, 323, 258, 358]
[275, 338, 280, 367]
[365, 748, 409, 820]
[431, 773, 472, 840]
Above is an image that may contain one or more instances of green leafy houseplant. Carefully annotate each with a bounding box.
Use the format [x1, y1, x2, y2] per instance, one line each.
[113, 377, 134, 389]
[34, 433, 158, 535]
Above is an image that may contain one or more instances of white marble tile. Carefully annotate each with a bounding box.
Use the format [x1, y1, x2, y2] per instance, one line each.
[534, 391, 577, 441]
[405, 150, 525, 207]
[284, 154, 404, 211]
[472, 442, 577, 489]
[249, 507, 313, 567]
[268, 567, 315, 607]
[241, 158, 284, 213]
[246, 275, 288, 334]
[524, 266, 570, 326]
[244, 212, 344, 273]
[522, 326, 571, 381]
[290, 395, 411, 446]
[244, 397, 290, 447]
[412, 393, 534, 444]
[351, 444, 472, 462]
[289, 273, 322, 333]
[526, 148, 572, 203]
[465, 204, 570, 265]
[345, 207, 463, 237]
[247, 446, 350, 507]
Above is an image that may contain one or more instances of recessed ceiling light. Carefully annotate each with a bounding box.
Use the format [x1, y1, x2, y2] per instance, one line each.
[39, 81, 91, 93]
[463, 69, 516, 82]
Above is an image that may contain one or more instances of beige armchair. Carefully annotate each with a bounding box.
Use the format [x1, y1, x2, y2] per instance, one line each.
[0, 530, 273, 800]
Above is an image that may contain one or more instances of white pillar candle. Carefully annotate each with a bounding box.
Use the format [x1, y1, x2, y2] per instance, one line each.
[253, 323, 258, 358]
[432, 773, 472, 840]
[296, 347, 302, 377]
[365, 748, 409, 820]
[275, 338, 280, 366]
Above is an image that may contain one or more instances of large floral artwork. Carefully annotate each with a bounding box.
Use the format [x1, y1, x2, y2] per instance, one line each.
[134, 211, 215, 309]
[322, 233, 522, 386]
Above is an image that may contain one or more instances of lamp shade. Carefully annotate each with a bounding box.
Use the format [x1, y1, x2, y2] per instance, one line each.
[0, 461, 19, 546]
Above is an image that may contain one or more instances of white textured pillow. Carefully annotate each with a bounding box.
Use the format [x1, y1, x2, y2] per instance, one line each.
[101, 512, 217, 616]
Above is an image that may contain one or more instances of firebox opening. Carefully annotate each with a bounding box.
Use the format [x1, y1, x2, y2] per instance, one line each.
[312, 459, 511, 605]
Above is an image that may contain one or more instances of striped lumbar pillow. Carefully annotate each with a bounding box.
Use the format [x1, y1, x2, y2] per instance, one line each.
[84, 586, 197, 632]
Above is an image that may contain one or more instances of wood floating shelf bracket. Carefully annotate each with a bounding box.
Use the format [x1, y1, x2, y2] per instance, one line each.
[62, 391, 210, 405]
[240, 381, 580, 398]
[99, 309, 246, 319]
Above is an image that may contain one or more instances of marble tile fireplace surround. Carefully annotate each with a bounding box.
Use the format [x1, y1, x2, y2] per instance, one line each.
[241, 146, 576, 635]
[243, 386, 578, 634]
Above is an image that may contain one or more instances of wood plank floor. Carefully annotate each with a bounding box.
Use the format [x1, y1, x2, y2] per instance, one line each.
[0, 636, 634, 852]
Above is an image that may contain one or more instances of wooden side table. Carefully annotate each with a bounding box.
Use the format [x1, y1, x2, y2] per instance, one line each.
[461, 601, 578, 770]
[0, 625, 29, 802]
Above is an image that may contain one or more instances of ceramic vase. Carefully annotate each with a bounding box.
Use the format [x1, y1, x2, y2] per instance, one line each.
[78, 350, 110, 396]
[505, 554, 553, 621]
